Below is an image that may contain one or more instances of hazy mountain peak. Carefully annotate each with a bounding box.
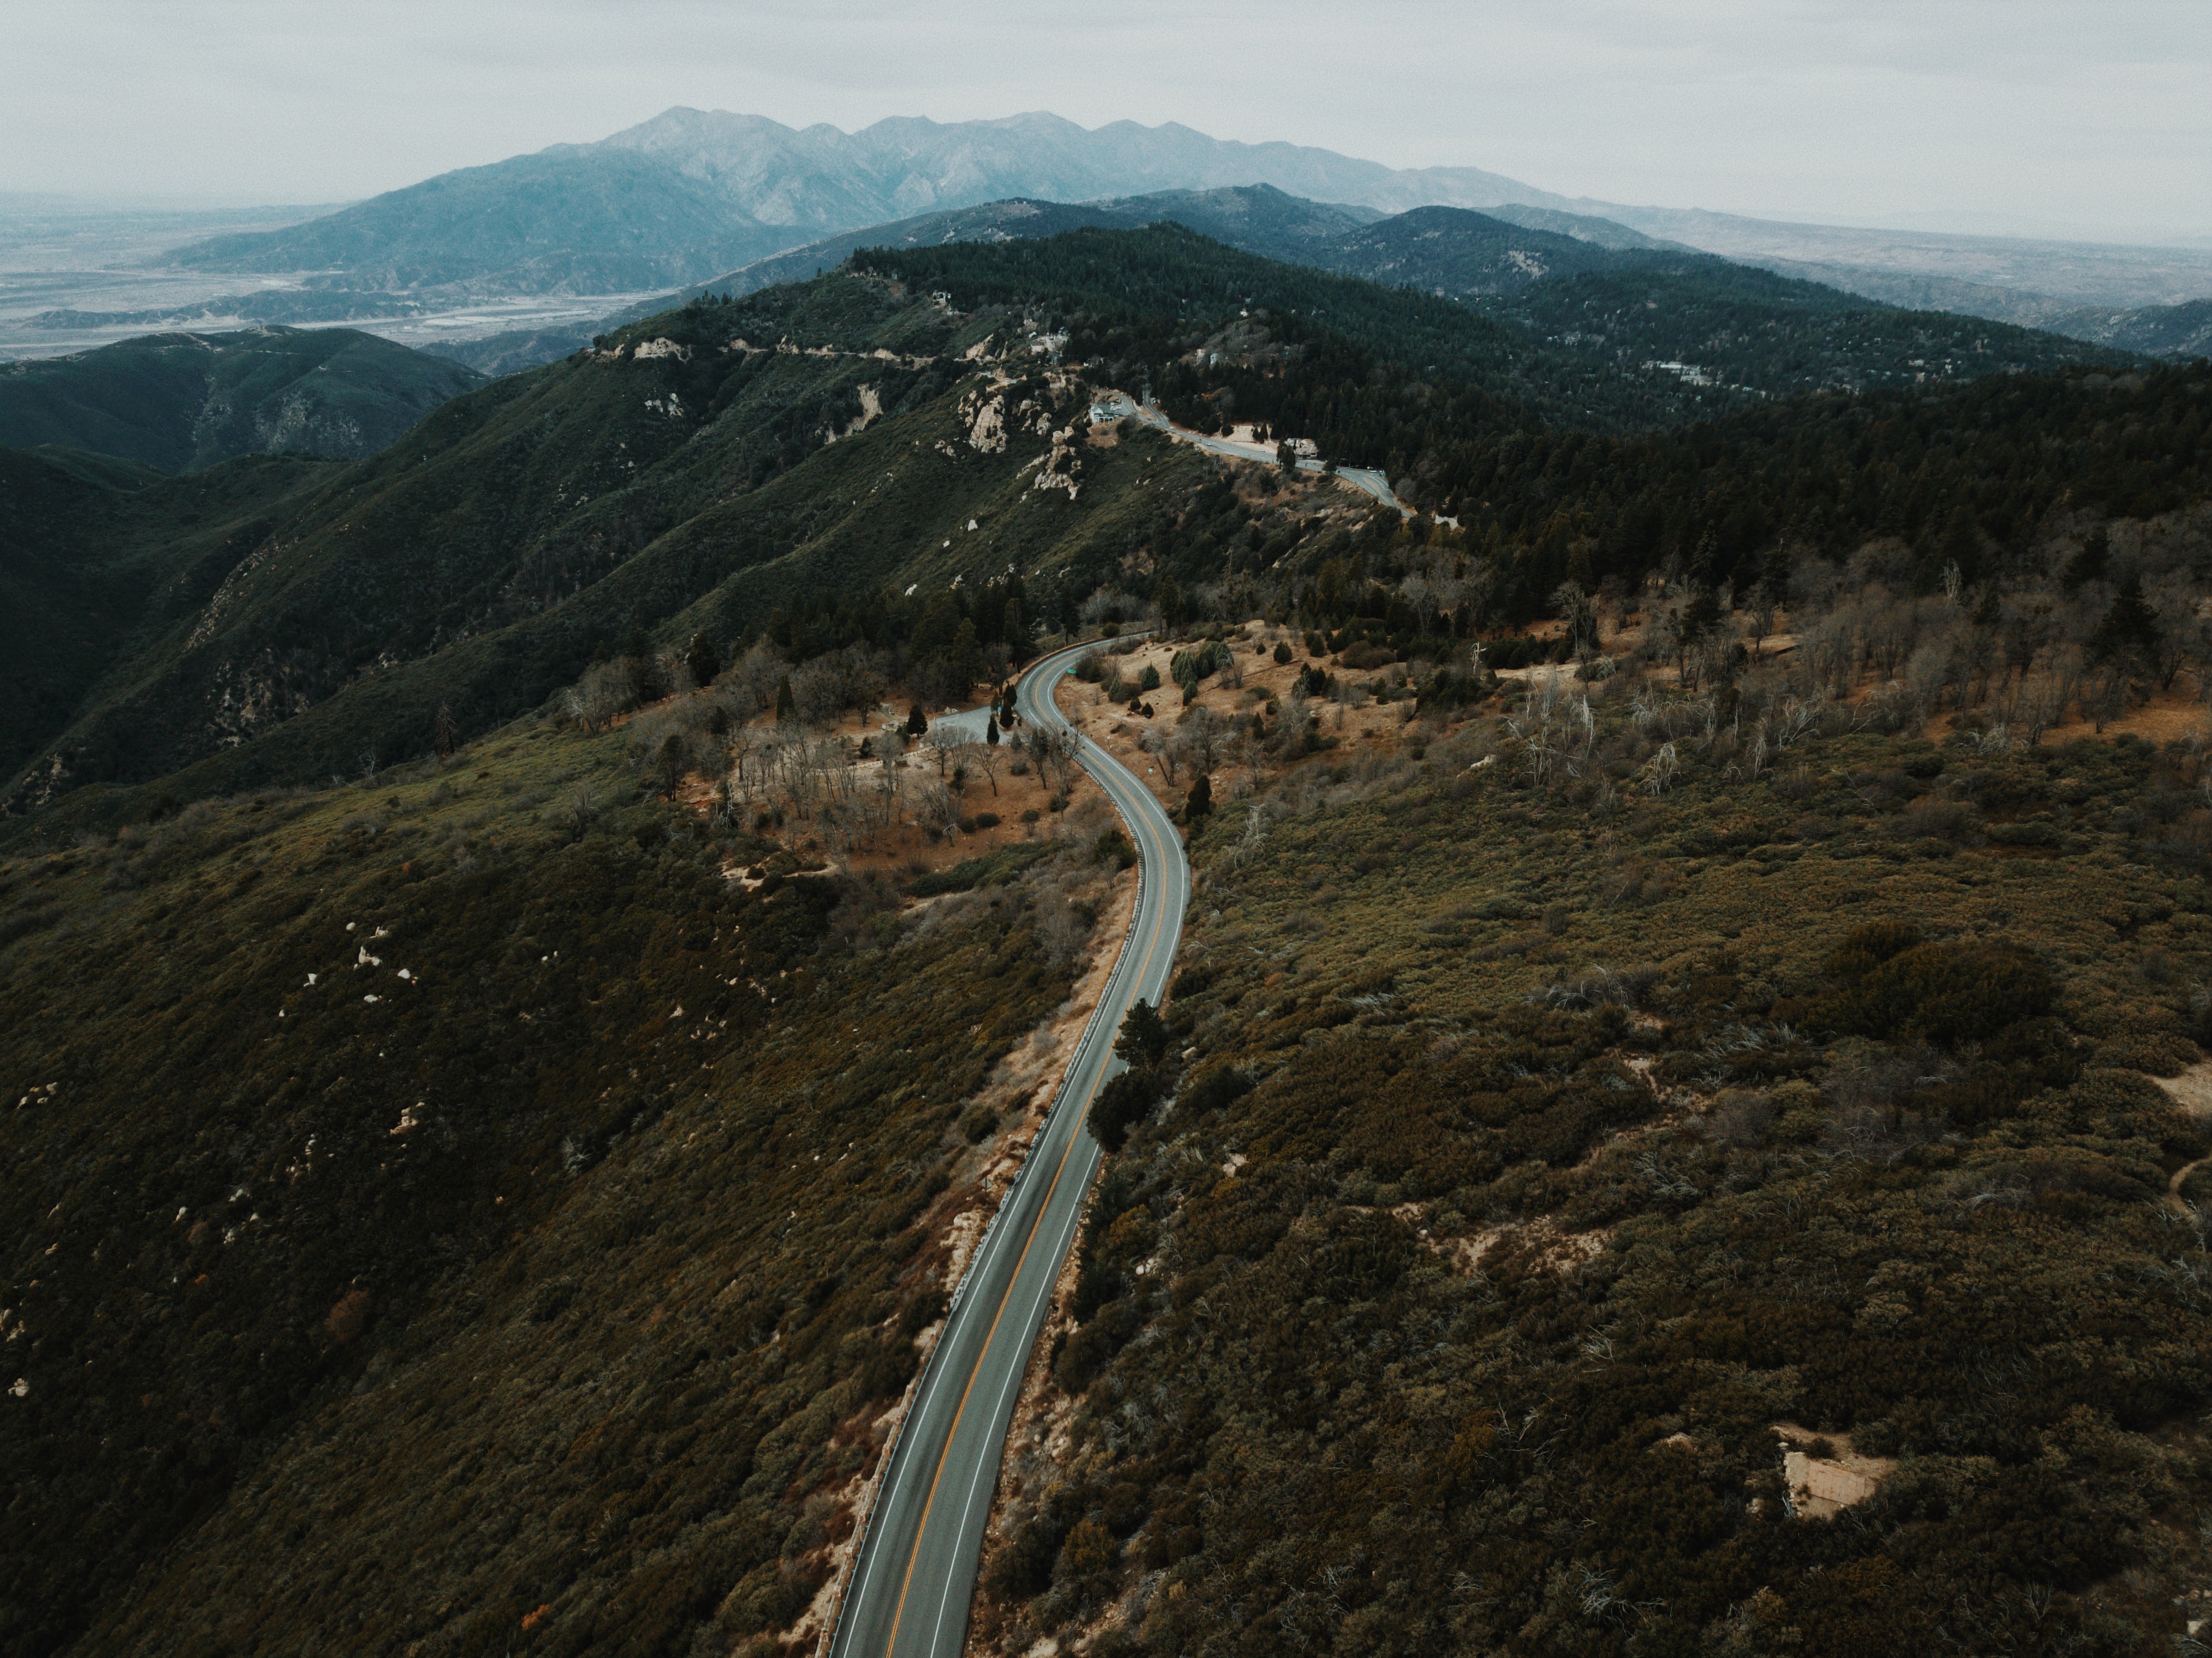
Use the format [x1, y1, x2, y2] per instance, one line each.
[158, 107, 2212, 321]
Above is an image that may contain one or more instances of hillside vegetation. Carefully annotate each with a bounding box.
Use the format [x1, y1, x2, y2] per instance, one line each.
[0, 209, 2208, 1658]
[0, 447, 329, 783]
[965, 580, 2212, 1657]
[0, 273, 1212, 817]
[0, 688, 1140, 1655]
[0, 328, 481, 471]
[1, 232, 2189, 830]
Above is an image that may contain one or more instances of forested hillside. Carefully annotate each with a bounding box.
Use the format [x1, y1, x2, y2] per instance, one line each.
[0, 274, 1211, 817]
[868, 224, 2127, 437]
[1, 212, 2209, 1658]
[0, 328, 480, 471]
[0, 447, 328, 782]
[972, 616, 2212, 1658]
[0, 703, 1132, 1655]
[1, 230, 2189, 826]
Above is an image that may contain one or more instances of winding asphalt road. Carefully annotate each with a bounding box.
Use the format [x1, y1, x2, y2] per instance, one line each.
[1090, 391, 1409, 515]
[827, 638, 1189, 1658]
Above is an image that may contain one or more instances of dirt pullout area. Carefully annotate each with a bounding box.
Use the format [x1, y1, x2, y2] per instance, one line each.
[795, 867, 1139, 1655]
[1770, 1424, 1899, 1519]
[1054, 627, 1426, 815]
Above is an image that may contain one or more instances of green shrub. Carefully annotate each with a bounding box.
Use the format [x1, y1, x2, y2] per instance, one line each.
[1845, 940, 2057, 1043]
[1176, 1061, 1253, 1117]
[1829, 920, 1923, 979]
[1092, 827, 1136, 869]
[1089, 1068, 1168, 1152]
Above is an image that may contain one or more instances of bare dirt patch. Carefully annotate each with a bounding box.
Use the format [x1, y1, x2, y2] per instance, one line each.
[1770, 1423, 1899, 1519]
[2157, 1061, 2212, 1119]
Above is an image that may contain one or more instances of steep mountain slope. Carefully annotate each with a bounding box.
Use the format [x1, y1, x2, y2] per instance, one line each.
[0, 447, 329, 780]
[723, 202, 2122, 406]
[0, 269, 1217, 813]
[2043, 296, 2212, 361]
[0, 327, 481, 470]
[169, 147, 796, 293]
[867, 225, 2128, 432]
[0, 707, 1124, 1657]
[1471, 257, 2097, 396]
[1479, 201, 1677, 250]
[1318, 203, 1629, 294]
[702, 185, 1379, 303]
[705, 195, 1622, 309]
[2, 229, 2172, 822]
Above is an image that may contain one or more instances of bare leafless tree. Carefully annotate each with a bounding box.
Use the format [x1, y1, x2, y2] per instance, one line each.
[968, 738, 1003, 797]
[1140, 728, 1179, 783]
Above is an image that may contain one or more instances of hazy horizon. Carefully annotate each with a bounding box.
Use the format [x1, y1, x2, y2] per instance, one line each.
[9, 1, 2210, 247]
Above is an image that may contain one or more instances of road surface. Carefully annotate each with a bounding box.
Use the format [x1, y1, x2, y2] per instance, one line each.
[1090, 391, 1408, 515]
[827, 637, 1189, 1658]
[925, 704, 997, 744]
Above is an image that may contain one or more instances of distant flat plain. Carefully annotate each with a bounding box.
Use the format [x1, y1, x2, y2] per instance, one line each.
[0, 201, 660, 361]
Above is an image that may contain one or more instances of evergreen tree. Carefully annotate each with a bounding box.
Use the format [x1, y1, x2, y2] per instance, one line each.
[1681, 580, 1723, 643]
[1154, 574, 1186, 633]
[909, 591, 964, 664]
[2089, 574, 2160, 666]
[986, 715, 1001, 746]
[2063, 528, 2111, 592]
[1115, 999, 1171, 1068]
[774, 675, 797, 724]
[1937, 502, 1983, 586]
[945, 619, 985, 699]
[1186, 773, 1213, 824]
[685, 631, 721, 689]
[1088, 1068, 1165, 1153]
[905, 703, 928, 739]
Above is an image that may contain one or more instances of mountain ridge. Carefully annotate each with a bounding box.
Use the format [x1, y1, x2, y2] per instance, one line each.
[161, 107, 2211, 334]
[0, 325, 481, 470]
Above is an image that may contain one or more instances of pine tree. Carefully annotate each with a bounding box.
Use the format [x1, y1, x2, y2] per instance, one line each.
[2089, 574, 2160, 666]
[905, 703, 928, 739]
[774, 675, 797, 724]
[986, 715, 1001, 746]
[1155, 574, 1185, 633]
[685, 632, 721, 689]
[2063, 528, 2111, 592]
[1114, 1000, 1171, 1069]
[1185, 773, 1212, 824]
[946, 619, 985, 699]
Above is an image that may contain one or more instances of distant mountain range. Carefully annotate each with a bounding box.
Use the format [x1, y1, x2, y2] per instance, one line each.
[131, 109, 2210, 345]
[427, 187, 2137, 393]
[0, 327, 480, 470]
[165, 108, 1576, 295]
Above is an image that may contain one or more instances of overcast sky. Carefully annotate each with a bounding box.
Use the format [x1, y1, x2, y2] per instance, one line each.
[11, 0, 2209, 242]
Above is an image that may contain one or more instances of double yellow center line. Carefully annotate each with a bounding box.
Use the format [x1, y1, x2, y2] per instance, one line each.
[875, 654, 1178, 1656]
